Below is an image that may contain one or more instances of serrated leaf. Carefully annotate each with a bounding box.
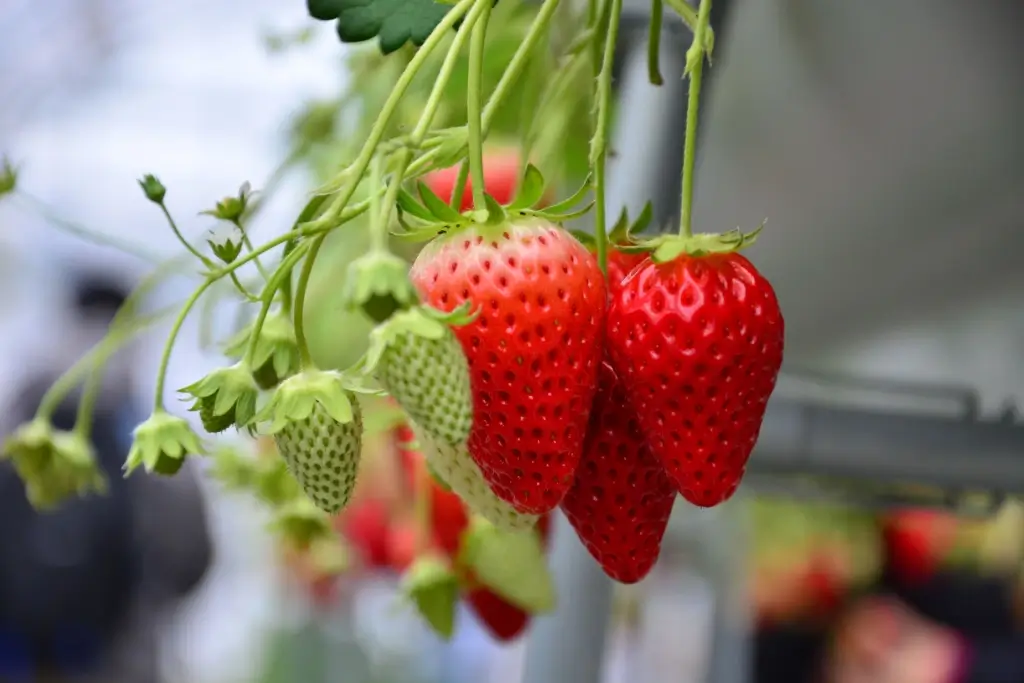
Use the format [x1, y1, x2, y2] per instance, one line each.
[312, 0, 453, 55]
[397, 188, 436, 221]
[418, 181, 466, 223]
[482, 193, 507, 225]
[507, 164, 545, 211]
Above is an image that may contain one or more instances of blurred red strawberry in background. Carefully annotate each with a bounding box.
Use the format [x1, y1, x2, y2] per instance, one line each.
[881, 509, 959, 586]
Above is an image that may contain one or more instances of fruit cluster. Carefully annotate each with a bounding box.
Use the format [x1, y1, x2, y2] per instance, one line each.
[0, 0, 783, 642]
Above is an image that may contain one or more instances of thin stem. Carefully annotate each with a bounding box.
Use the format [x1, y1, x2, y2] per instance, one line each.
[153, 280, 215, 411]
[245, 242, 311, 367]
[648, 0, 664, 85]
[678, 0, 712, 239]
[73, 306, 177, 438]
[590, 0, 623, 274]
[293, 235, 326, 369]
[450, 162, 471, 210]
[664, 0, 713, 48]
[281, 195, 329, 315]
[159, 203, 211, 265]
[312, 0, 476, 230]
[381, 0, 486, 225]
[368, 154, 387, 254]
[229, 272, 260, 301]
[16, 193, 162, 263]
[481, 0, 561, 133]
[466, 0, 493, 211]
[236, 222, 271, 280]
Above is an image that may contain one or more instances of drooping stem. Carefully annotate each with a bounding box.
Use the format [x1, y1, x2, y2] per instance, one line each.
[380, 0, 487, 228]
[236, 222, 271, 281]
[245, 242, 311, 368]
[292, 234, 326, 369]
[310, 0, 476, 231]
[466, 0, 494, 211]
[159, 203, 211, 265]
[153, 280, 215, 411]
[16, 193, 162, 263]
[590, 0, 623, 274]
[678, 0, 713, 239]
[449, 162, 471, 210]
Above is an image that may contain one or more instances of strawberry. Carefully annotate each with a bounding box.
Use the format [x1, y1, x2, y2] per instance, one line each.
[273, 401, 364, 514]
[881, 509, 958, 586]
[365, 306, 474, 448]
[605, 253, 784, 507]
[410, 219, 606, 514]
[464, 514, 553, 642]
[386, 521, 418, 572]
[606, 249, 646, 290]
[560, 360, 676, 583]
[423, 149, 523, 211]
[337, 496, 392, 569]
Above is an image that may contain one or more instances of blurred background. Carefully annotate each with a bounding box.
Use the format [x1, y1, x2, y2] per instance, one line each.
[1, 0, 1023, 682]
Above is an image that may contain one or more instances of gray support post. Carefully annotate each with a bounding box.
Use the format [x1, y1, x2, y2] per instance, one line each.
[519, 30, 690, 683]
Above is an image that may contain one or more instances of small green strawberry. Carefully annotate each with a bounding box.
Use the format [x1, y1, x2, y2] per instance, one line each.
[124, 411, 205, 477]
[3, 419, 106, 509]
[253, 370, 374, 514]
[360, 304, 474, 448]
[414, 426, 537, 533]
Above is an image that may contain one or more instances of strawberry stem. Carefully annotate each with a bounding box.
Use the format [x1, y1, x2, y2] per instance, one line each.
[244, 241, 311, 370]
[466, 0, 493, 213]
[368, 154, 387, 254]
[590, 0, 623, 275]
[678, 0, 712, 239]
[153, 280, 215, 411]
[292, 235, 325, 370]
[450, 161, 471, 210]
[308, 0, 476, 231]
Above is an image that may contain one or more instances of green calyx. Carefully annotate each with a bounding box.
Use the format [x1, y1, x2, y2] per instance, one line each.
[339, 250, 419, 323]
[402, 555, 460, 639]
[124, 411, 204, 477]
[268, 497, 334, 548]
[361, 303, 475, 374]
[2, 419, 106, 509]
[252, 370, 381, 435]
[209, 445, 304, 508]
[456, 516, 555, 613]
[180, 363, 259, 434]
[392, 164, 594, 243]
[224, 314, 301, 390]
[570, 202, 654, 250]
[619, 221, 765, 263]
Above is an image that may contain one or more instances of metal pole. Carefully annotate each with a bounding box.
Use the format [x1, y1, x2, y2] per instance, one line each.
[520, 32, 689, 683]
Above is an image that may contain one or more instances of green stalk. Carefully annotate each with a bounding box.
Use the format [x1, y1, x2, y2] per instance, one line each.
[465, 0, 494, 212]
[589, 0, 623, 274]
[153, 280, 215, 411]
[245, 242, 311, 368]
[678, 0, 713, 239]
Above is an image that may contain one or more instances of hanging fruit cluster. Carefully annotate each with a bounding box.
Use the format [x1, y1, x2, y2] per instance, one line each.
[0, 0, 783, 639]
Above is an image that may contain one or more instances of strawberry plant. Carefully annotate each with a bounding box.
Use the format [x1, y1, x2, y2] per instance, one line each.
[0, 0, 784, 637]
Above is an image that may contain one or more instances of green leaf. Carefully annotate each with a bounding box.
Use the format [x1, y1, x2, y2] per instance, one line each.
[307, 0, 452, 55]
[402, 557, 460, 639]
[542, 175, 591, 215]
[460, 518, 555, 613]
[417, 181, 466, 223]
[482, 192, 507, 225]
[397, 188, 436, 221]
[507, 164, 545, 211]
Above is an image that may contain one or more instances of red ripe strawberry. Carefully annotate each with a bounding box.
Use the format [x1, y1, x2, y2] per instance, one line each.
[386, 521, 419, 572]
[606, 249, 646, 290]
[606, 253, 784, 507]
[410, 220, 607, 514]
[881, 509, 958, 586]
[423, 149, 523, 211]
[560, 361, 676, 583]
[336, 497, 392, 569]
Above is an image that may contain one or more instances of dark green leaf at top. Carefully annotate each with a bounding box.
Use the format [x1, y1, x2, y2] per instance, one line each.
[307, 0, 452, 55]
